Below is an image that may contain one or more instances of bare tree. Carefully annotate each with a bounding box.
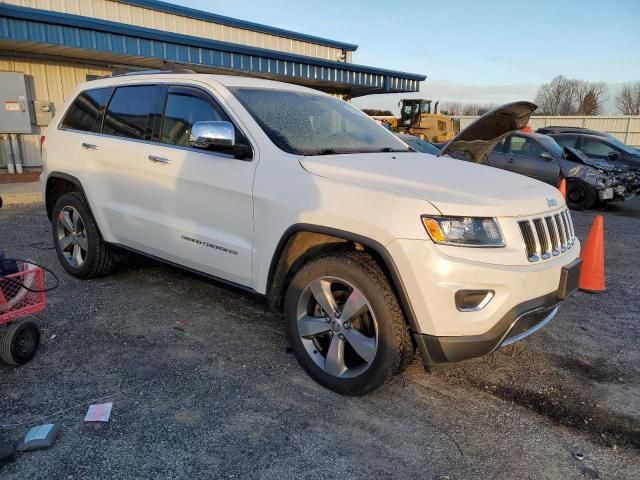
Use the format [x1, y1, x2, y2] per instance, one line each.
[535, 76, 609, 115]
[576, 81, 607, 115]
[535, 75, 577, 115]
[441, 102, 496, 116]
[615, 82, 640, 115]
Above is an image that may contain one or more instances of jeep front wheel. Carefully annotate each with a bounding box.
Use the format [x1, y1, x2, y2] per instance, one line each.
[284, 252, 413, 396]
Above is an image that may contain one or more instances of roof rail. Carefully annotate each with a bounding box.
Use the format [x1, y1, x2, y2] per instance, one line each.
[112, 68, 197, 77]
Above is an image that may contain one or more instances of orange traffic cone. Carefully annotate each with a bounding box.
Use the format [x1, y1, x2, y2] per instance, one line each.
[558, 178, 567, 199]
[579, 215, 605, 293]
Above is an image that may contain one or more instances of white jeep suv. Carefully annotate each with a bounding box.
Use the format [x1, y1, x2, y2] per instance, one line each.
[41, 72, 581, 395]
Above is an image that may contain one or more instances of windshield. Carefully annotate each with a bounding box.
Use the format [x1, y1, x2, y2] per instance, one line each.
[605, 136, 639, 155]
[399, 135, 440, 155]
[230, 87, 410, 156]
[537, 135, 565, 158]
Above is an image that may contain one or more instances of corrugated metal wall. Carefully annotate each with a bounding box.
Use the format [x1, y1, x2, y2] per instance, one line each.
[457, 116, 640, 147]
[0, 57, 112, 168]
[2, 0, 347, 61]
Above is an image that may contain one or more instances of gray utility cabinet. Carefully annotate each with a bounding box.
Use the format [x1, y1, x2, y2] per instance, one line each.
[0, 72, 33, 133]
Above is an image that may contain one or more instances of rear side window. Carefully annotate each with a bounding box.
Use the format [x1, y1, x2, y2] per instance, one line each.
[161, 86, 229, 147]
[554, 136, 577, 148]
[60, 87, 113, 132]
[103, 85, 157, 140]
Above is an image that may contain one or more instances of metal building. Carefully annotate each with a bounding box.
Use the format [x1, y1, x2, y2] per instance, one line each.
[0, 0, 425, 170]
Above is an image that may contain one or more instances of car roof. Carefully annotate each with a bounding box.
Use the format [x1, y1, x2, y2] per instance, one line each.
[510, 131, 549, 140]
[78, 72, 324, 94]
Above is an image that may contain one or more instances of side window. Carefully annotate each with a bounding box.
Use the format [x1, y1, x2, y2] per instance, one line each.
[102, 85, 157, 140]
[509, 136, 542, 157]
[160, 87, 229, 147]
[554, 136, 577, 148]
[582, 139, 616, 157]
[60, 87, 113, 132]
[492, 137, 506, 152]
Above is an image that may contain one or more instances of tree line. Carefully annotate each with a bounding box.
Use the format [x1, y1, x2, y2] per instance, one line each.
[534, 76, 640, 115]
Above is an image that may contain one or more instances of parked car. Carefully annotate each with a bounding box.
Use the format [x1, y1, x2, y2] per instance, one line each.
[482, 131, 639, 210]
[42, 75, 581, 395]
[536, 126, 615, 138]
[546, 132, 640, 170]
[396, 133, 440, 155]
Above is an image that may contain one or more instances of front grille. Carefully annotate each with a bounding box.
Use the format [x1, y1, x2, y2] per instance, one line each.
[518, 208, 575, 262]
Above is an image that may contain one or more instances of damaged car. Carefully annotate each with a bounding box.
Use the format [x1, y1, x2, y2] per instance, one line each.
[439, 115, 639, 210]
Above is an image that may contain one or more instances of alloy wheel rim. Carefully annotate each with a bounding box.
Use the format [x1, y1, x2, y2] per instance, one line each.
[296, 276, 378, 379]
[56, 206, 88, 268]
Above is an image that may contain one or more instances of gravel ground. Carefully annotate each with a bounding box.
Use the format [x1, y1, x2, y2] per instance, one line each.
[0, 199, 639, 479]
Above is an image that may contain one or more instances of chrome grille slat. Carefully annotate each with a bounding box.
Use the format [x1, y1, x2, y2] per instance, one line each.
[533, 218, 551, 259]
[544, 216, 560, 255]
[520, 208, 575, 262]
[555, 213, 567, 251]
[518, 221, 538, 261]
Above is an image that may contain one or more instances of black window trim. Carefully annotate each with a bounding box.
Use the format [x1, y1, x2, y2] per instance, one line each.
[57, 81, 255, 161]
[58, 86, 115, 134]
[155, 83, 255, 161]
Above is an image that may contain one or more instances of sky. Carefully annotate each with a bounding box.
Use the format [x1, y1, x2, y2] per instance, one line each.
[168, 0, 640, 113]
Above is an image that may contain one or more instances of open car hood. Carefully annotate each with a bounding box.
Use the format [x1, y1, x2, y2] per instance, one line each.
[438, 101, 537, 163]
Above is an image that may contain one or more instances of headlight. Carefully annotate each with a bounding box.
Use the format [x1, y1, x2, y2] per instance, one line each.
[422, 216, 505, 247]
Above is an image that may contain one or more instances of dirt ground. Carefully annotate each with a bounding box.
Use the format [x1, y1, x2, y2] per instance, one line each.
[1, 199, 639, 479]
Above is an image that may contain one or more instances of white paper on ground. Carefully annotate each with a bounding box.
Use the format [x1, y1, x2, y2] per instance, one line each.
[84, 402, 113, 422]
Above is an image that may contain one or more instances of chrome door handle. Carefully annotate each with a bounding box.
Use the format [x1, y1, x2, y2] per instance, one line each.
[148, 155, 170, 164]
[82, 143, 98, 150]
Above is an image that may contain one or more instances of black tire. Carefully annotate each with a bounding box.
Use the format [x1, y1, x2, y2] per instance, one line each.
[566, 179, 596, 210]
[52, 192, 116, 278]
[0, 321, 40, 366]
[284, 252, 414, 396]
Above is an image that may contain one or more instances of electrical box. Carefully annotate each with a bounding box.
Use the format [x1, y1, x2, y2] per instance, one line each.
[33, 100, 54, 126]
[0, 72, 33, 134]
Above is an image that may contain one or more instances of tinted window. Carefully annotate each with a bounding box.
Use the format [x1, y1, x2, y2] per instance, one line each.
[582, 139, 616, 157]
[230, 87, 409, 156]
[554, 135, 577, 148]
[161, 88, 229, 147]
[61, 87, 113, 132]
[103, 85, 156, 140]
[509, 136, 542, 157]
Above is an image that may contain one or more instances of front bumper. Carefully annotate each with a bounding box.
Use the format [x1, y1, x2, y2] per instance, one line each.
[386, 238, 581, 366]
[414, 292, 561, 365]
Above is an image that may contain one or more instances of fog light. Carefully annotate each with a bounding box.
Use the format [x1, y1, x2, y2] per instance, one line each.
[455, 290, 494, 312]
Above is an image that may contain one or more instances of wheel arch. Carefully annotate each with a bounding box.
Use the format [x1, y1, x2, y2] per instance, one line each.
[45, 171, 87, 220]
[266, 224, 420, 334]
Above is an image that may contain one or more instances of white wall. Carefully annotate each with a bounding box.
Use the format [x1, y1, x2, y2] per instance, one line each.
[457, 116, 640, 147]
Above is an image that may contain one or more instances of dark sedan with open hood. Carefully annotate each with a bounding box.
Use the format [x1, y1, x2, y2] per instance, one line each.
[436, 103, 640, 210]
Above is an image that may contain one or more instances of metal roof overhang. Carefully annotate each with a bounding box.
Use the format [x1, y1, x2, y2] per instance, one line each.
[0, 4, 425, 97]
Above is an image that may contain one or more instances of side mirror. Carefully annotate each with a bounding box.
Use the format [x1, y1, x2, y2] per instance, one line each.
[540, 151, 554, 161]
[190, 121, 251, 159]
[608, 151, 619, 160]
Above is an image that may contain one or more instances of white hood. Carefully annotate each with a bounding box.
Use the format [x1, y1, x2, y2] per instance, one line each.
[300, 152, 564, 218]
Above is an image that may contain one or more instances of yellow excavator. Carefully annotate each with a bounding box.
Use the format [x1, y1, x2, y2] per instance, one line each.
[377, 99, 455, 144]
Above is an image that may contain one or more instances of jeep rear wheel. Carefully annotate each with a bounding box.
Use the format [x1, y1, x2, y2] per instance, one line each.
[52, 192, 116, 278]
[284, 252, 413, 395]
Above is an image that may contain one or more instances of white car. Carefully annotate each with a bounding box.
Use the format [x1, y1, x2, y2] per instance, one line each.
[41, 72, 581, 395]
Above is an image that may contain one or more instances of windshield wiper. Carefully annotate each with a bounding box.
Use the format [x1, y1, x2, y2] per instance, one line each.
[378, 147, 410, 153]
[317, 148, 339, 155]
